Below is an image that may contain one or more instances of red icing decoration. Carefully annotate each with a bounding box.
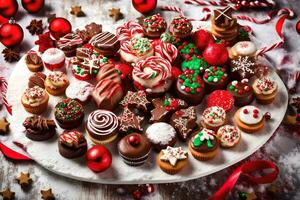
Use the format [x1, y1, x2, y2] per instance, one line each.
[207, 90, 234, 112]
[132, 0, 157, 14]
[253, 113, 258, 118]
[253, 109, 259, 114]
[21, 0, 44, 13]
[128, 134, 140, 146]
[0, 0, 18, 18]
[203, 41, 228, 66]
[86, 145, 112, 173]
[0, 21, 23, 47]
[49, 17, 72, 40]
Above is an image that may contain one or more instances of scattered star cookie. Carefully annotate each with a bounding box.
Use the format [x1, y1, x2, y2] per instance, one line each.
[2, 48, 20, 63]
[0, 188, 15, 200]
[0, 118, 10, 135]
[16, 172, 32, 188]
[41, 188, 55, 200]
[120, 91, 150, 113]
[118, 107, 144, 133]
[70, 5, 85, 17]
[109, 8, 123, 22]
[26, 19, 43, 35]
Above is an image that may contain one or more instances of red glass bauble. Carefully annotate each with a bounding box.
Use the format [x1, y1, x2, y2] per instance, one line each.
[0, 0, 18, 18]
[49, 17, 72, 40]
[132, 0, 157, 14]
[86, 145, 112, 173]
[0, 21, 23, 47]
[128, 134, 140, 146]
[21, 0, 44, 14]
[296, 20, 300, 35]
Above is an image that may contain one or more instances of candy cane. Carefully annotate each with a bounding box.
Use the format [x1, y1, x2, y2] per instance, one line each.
[235, 11, 275, 24]
[184, 0, 227, 7]
[160, 5, 184, 16]
[256, 8, 294, 56]
[189, 7, 212, 21]
[0, 77, 12, 115]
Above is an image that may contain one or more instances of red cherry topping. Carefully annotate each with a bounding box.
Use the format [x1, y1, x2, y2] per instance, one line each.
[253, 113, 258, 118]
[243, 109, 248, 114]
[253, 109, 259, 114]
[264, 112, 271, 121]
[238, 89, 243, 95]
[244, 85, 250, 92]
[128, 134, 140, 146]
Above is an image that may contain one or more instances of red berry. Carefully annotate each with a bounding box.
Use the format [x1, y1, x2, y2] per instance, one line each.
[128, 134, 140, 146]
[185, 87, 190, 93]
[238, 90, 243, 95]
[243, 109, 248, 114]
[244, 86, 250, 91]
[253, 113, 258, 118]
[264, 112, 271, 121]
[253, 109, 259, 114]
[196, 88, 201, 93]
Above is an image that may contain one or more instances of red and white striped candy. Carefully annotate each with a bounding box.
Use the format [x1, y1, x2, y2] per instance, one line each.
[116, 21, 145, 42]
[154, 41, 178, 64]
[0, 77, 12, 115]
[160, 5, 184, 16]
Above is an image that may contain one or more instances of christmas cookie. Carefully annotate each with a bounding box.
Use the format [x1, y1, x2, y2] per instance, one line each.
[201, 106, 226, 131]
[203, 66, 228, 92]
[118, 133, 151, 166]
[227, 79, 254, 107]
[217, 125, 241, 148]
[116, 21, 145, 42]
[95, 62, 121, 84]
[89, 32, 120, 56]
[154, 41, 178, 64]
[188, 128, 219, 160]
[157, 146, 188, 175]
[146, 122, 177, 151]
[120, 37, 154, 64]
[230, 56, 256, 80]
[207, 90, 234, 112]
[142, 13, 167, 38]
[92, 79, 123, 110]
[86, 109, 119, 144]
[65, 80, 94, 105]
[45, 71, 69, 96]
[120, 90, 151, 113]
[41, 48, 66, 71]
[234, 105, 265, 133]
[21, 86, 49, 114]
[181, 56, 208, 74]
[28, 72, 46, 89]
[178, 42, 199, 60]
[252, 76, 278, 104]
[25, 50, 43, 72]
[23, 116, 56, 141]
[169, 16, 192, 38]
[160, 32, 182, 47]
[150, 97, 188, 123]
[58, 130, 87, 159]
[57, 32, 83, 57]
[170, 106, 197, 140]
[118, 107, 144, 133]
[132, 56, 172, 95]
[54, 98, 84, 129]
[229, 41, 257, 59]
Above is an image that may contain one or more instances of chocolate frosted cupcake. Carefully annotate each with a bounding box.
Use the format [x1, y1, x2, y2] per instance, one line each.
[188, 128, 219, 161]
[28, 72, 46, 89]
[89, 32, 120, 56]
[58, 130, 87, 159]
[227, 79, 254, 107]
[118, 133, 151, 166]
[142, 13, 167, 38]
[86, 109, 119, 144]
[25, 50, 43, 72]
[54, 98, 84, 129]
[169, 16, 192, 38]
[203, 66, 228, 93]
[23, 115, 56, 141]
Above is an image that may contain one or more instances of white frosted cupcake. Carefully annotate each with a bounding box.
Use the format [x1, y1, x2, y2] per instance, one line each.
[42, 48, 66, 71]
[66, 80, 94, 105]
[217, 125, 241, 148]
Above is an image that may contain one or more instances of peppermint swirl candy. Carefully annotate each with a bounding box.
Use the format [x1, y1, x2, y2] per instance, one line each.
[133, 56, 172, 80]
[154, 41, 178, 63]
[87, 110, 119, 136]
[116, 21, 145, 42]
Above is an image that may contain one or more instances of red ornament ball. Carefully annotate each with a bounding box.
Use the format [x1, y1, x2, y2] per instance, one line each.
[0, 0, 18, 18]
[296, 20, 300, 35]
[0, 14, 8, 25]
[21, 0, 44, 14]
[132, 190, 142, 200]
[128, 134, 140, 146]
[86, 145, 112, 173]
[207, 90, 235, 112]
[49, 17, 72, 40]
[132, 0, 157, 14]
[203, 41, 229, 66]
[193, 29, 214, 49]
[0, 21, 23, 47]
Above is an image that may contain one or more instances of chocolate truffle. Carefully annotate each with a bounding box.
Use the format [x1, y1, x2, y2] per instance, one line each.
[23, 116, 56, 141]
[142, 13, 167, 38]
[227, 79, 254, 107]
[28, 72, 46, 89]
[203, 66, 228, 93]
[89, 32, 120, 56]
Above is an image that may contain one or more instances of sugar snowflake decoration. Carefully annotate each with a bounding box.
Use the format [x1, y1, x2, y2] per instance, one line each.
[231, 56, 255, 78]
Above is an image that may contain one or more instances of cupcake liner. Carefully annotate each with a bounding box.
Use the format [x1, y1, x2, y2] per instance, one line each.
[87, 131, 118, 145]
[22, 96, 49, 115]
[188, 142, 218, 161]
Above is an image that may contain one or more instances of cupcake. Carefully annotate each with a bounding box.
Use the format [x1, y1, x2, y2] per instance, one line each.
[120, 37, 154, 65]
[203, 66, 228, 93]
[234, 105, 265, 133]
[227, 79, 254, 107]
[188, 128, 219, 160]
[142, 13, 167, 38]
[216, 125, 241, 148]
[86, 109, 119, 144]
[57, 32, 83, 57]
[201, 106, 226, 131]
[157, 146, 188, 175]
[229, 41, 257, 59]
[21, 86, 49, 114]
[28, 72, 46, 89]
[42, 48, 66, 71]
[145, 122, 177, 151]
[169, 16, 192, 38]
[65, 80, 94, 105]
[252, 76, 278, 104]
[54, 98, 84, 129]
[58, 130, 87, 159]
[45, 71, 69, 96]
[118, 133, 151, 166]
[25, 50, 43, 72]
[23, 115, 56, 141]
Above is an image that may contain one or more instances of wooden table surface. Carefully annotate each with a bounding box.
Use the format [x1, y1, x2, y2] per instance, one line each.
[1, 0, 300, 199]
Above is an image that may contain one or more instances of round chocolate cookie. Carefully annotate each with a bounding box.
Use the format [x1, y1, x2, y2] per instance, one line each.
[203, 66, 228, 93]
[169, 16, 192, 38]
[118, 133, 151, 166]
[89, 32, 120, 56]
[58, 130, 87, 159]
[227, 79, 254, 107]
[142, 13, 167, 38]
[86, 109, 119, 144]
[28, 72, 46, 89]
[23, 115, 56, 141]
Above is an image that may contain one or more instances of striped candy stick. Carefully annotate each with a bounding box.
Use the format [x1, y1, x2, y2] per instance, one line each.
[160, 5, 184, 16]
[0, 77, 12, 115]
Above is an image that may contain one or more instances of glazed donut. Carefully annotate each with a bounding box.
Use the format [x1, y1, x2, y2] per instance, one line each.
[154, 41, 178, 64]
[132, 56, 172, 94]
[116, 21, 145, 42]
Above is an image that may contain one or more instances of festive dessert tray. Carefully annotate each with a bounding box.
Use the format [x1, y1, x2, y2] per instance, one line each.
[5, 8, 288, 184]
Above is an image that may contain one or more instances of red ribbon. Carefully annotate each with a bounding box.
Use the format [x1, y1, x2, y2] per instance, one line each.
[0, 142, 32, 160]
[211, 160, 279, 200]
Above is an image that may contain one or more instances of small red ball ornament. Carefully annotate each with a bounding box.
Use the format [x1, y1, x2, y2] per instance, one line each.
[49, 17, 72, 40]
[21, 0, 44, 14]
[296, 20, 300, 35]
[128, 134, 140, 146]
[0, 20, 23, 47]
[86, 145, 112, 173]
[203, 41, 229, 66]
[132, 0, 157, 14]
[0, 0, 18, 18]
